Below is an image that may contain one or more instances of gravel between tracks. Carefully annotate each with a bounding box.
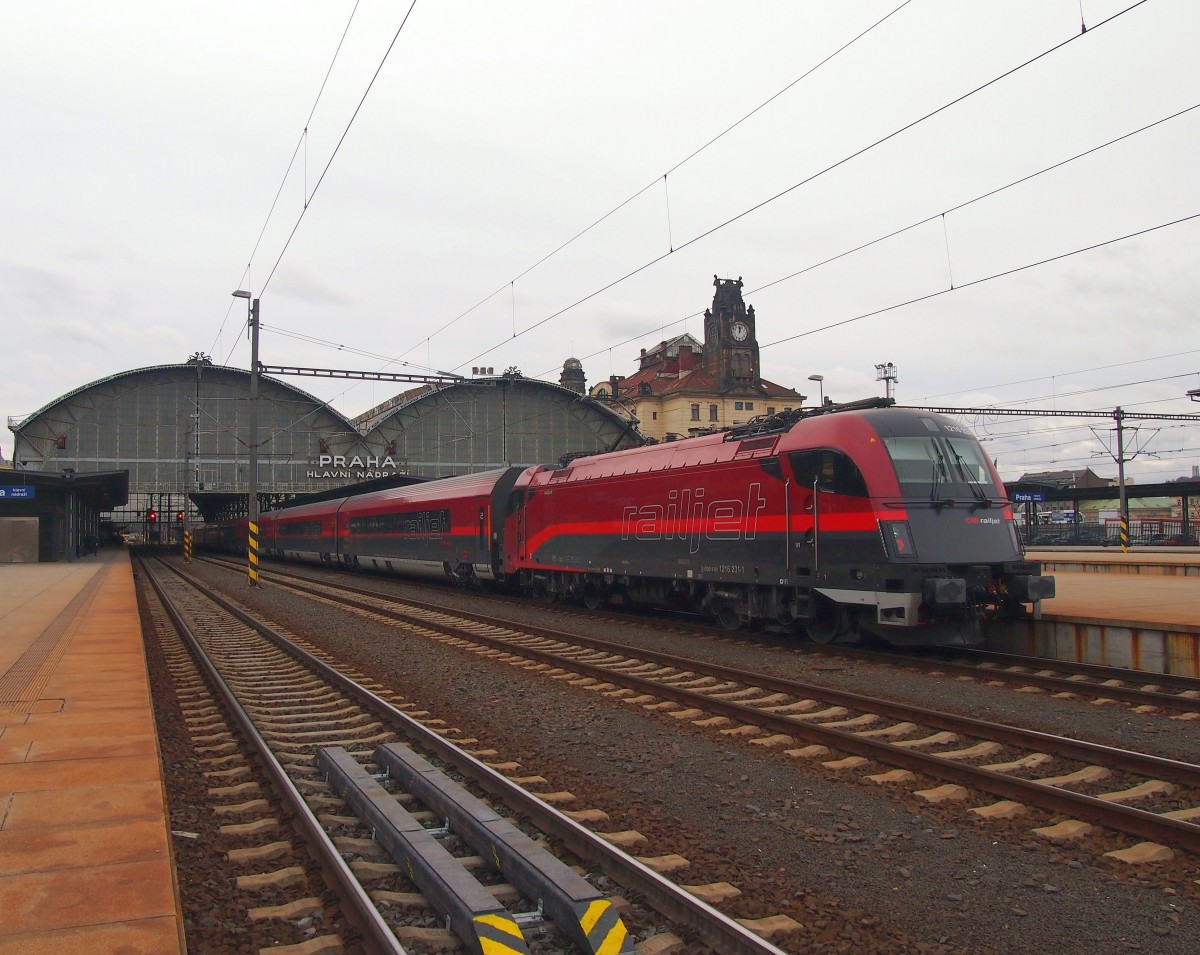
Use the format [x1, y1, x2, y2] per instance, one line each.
[182, 561, 1198, 954]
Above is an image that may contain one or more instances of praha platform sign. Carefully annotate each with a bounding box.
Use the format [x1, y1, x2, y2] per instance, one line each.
[0, 486, 35, 499]
[1011, 492, 1045, 503]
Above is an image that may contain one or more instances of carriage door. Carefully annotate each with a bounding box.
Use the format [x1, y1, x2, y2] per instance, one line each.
[508, 488, 528, 563]
[786, 450, 824, 579]
[787, 448, 871, 580]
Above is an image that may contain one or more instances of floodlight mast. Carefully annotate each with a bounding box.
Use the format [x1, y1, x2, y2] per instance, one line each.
[874, 362, 898, 401]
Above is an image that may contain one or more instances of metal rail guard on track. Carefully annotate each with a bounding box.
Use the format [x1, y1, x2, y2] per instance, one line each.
[318, 747, 531, 955]
[371, 742, 636, 955]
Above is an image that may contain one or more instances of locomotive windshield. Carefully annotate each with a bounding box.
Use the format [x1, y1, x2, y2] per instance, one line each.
[883, 435, 997, 500]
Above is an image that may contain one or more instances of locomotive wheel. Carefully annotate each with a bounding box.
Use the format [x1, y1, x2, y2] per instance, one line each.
[716, 604, 742, 631]
[804, 595, 846, 644]
[581, 582, 604, 611]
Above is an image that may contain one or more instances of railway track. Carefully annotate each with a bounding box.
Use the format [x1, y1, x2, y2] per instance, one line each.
[203, 554, 1200, 712]
[141, 562, 359, 951]
[144, 555, 796, 955]
[195, 555, 1200, 862]
[802, 644, 1200, 714]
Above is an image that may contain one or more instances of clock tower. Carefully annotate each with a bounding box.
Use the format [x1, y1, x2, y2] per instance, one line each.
[704, 275, 761, 389]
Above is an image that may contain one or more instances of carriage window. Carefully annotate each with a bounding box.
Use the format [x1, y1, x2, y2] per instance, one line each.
[788, 449, 869, 497]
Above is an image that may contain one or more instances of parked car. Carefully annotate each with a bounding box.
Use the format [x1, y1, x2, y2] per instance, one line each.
[1143, 533, 1198, 546]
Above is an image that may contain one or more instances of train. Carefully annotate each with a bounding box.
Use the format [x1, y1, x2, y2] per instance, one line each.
[196, 399, 1054, 647]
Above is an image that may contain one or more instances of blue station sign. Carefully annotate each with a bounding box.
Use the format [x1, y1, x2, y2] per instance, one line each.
[1011, 491, 1045, 503]
[0, 486, 36, 499]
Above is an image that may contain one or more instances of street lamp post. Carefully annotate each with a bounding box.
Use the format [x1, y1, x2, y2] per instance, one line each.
[232, 290, 261, 586]
[808, 374, 825, 407]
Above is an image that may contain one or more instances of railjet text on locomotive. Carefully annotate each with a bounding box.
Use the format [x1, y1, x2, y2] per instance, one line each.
[621, 484, 769, 552]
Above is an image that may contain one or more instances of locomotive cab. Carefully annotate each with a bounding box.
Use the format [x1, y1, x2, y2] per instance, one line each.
[854, 410, 1053, 643]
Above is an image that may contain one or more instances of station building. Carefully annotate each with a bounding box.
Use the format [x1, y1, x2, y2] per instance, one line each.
[4, 359, 643, 561]
[589, 276, 805, 440]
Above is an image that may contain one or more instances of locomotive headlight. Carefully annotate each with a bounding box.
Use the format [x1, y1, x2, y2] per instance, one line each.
[880, 520, 917, 559]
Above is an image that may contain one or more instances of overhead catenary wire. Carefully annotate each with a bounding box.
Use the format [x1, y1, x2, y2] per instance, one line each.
[532, 99, 1199, 380]
[379, 0, 916, 367]
[975, 370, 1200, 409]
[258, 0, 419, 298]
[453, 1, 1149, 373]
[761, 213, 1200, 349]
[209, 1, 365, 357]
[912, 347, 1200, 402]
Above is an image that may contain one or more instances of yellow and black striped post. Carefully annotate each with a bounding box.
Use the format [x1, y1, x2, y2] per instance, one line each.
[1120, 513, 1129, 553]
[182, 529, 192, 562]
[247, 520, 260, 586]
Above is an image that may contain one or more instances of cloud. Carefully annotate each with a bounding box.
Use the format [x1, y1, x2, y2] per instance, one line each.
[0, 263, 83, 317]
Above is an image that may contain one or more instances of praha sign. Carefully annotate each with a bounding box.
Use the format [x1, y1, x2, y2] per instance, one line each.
[306, 454, 402, 480]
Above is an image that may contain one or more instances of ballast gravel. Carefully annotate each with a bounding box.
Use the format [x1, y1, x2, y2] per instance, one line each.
[180, 561, 1198, 954]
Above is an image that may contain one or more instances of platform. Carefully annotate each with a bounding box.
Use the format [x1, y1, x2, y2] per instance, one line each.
[1027, 547, 1200, 578]
[1027, 550, 1200, 632]
[991, 549, 1200, 675]
[0, 549, 184, 954]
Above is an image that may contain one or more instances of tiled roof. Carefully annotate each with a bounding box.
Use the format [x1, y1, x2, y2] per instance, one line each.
[613, 364, 800, 400]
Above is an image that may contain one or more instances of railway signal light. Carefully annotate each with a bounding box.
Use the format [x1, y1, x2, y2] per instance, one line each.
[147, 509, 157, 523]
[176, 511, 184, 522]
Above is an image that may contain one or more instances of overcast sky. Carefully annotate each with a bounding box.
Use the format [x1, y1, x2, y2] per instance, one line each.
[3, 0, 1198, 482]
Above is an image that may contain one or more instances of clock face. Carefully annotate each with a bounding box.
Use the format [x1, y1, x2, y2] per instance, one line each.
[731, 321, 749, 342]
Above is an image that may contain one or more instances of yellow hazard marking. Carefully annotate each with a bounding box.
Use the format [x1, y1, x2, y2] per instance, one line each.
[474, 913, 524, 939]
[580, 899, 628, 955]
[478, 939, 526, 955]
[596, 926, 628, 955]
[580, 900, 610, 934]
[249, 521, 259, 534]
[474, 913, 527, 954]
